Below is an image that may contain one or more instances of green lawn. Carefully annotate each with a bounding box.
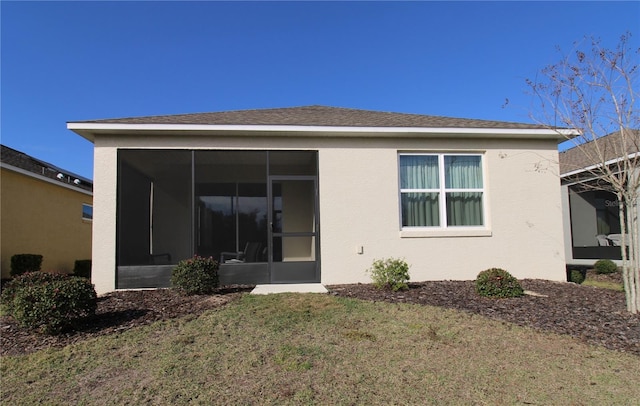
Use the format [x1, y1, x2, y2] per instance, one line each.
[582, 279, 625, 291]
[2, 293, 639, 405]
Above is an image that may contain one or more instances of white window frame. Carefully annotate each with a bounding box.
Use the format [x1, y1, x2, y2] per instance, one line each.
[398, 152, 490, 237]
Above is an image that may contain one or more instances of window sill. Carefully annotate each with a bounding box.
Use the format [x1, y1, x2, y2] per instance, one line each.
[400, 228, 492, 238]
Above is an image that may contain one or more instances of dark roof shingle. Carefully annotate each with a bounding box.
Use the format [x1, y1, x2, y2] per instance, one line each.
[559, 130, 640, 175]
[73, 105, 549, 130]
[1, 145, 92, 191]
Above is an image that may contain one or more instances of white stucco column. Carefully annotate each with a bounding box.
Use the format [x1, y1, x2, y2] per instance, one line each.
[91, 144, 118, 294]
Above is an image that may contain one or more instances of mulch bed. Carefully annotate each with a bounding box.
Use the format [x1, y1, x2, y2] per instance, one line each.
[1, 273, 639, 357]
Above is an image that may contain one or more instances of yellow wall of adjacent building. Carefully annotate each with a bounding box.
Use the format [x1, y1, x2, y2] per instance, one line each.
[0, 168, 92, 278]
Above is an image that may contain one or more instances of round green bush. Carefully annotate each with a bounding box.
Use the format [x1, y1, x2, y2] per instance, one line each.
[10, 254, 43, 276]
[569, 269, 585, 284]
[367, 257, 411, 291]
[475, 268, 524, 298]
[594, 259, 617, 275]
[1, 272, 59, 316]
[171, 256, 219, 295]
[0, 272, 97, 334]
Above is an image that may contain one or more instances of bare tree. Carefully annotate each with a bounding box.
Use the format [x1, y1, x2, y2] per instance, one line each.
[527, 33, 640, 313]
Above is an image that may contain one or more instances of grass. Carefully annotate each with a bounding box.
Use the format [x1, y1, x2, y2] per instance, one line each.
[2, 293, 640, 405]
[582, 279, 625, 291]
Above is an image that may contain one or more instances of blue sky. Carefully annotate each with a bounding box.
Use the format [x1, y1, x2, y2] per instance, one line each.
[2, 1, 639, 180]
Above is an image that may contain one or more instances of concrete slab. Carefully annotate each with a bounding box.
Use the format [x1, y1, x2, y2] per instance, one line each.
[250, 283, 328, 295]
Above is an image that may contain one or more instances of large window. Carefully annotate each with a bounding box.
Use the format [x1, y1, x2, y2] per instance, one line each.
[399, 153, 484, 228]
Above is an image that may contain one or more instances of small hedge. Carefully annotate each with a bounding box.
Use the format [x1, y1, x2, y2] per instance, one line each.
[367, 257, 411, 291]
[594, 259, 617, 275]
[475, 268, 524, 298]
[568, 269, 586, 284]
[0, 272, 97, 334]
[10, 254, 43, 276]
[171, 256, 219, 295]
[73, 259, 92, 279]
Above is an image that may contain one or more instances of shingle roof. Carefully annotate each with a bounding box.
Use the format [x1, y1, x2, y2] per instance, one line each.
[72, 105, 550, 130]
[559, 130, 640, 175]
[0, 145, 93, 191]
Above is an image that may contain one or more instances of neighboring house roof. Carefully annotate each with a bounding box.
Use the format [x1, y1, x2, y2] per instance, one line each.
[68, 105, 572, 142]
[559, 130, 640, 176]
[0, 144, 93, 193]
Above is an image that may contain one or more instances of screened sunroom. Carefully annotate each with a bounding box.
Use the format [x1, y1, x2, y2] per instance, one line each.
[116, 149, 319, 289]
[566, 185, 625, 260]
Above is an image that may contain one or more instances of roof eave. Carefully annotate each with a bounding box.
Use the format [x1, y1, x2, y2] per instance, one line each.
[0, 162, 93, 196]
[560, 151, 640, 178]
[67, 122, 571, 143]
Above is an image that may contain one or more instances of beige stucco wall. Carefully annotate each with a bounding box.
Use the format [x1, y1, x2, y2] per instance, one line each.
[318, 138, 565, 284]
[90, 133, 566, 294]
[0, 168, 92, 278]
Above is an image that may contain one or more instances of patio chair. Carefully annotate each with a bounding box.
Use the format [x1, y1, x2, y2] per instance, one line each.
[220, 242, 262, 264]
[607, 234, 622, 246]
[595, 235, 610, 246]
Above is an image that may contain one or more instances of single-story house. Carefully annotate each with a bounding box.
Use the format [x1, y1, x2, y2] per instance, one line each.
[67, 105, 570, 295]
[560, 130, 640, 265]
[0, 145, 93, 278]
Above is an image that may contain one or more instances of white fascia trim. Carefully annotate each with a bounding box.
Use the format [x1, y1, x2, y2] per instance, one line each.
[561, 151, 640, 178]
[67, 122, 569, 137]
[1, 163, 93, 196]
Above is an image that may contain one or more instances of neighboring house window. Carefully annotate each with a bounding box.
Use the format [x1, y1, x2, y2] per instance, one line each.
[82, 204, 93, 221]
[399, 153, 484, 228]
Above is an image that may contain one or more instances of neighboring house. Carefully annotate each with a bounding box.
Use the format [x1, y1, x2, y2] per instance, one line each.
[560, 130, 640, 265]
[0, 145, 93, 278]
[67, 105, 569, 295]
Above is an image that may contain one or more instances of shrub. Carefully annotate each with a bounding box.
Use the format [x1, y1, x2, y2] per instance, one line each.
[594, 259, 617, 275]
[569, 269, 586, 284]
[475, 268, 524, 298]
[73, 259, 92, 279]
[10, 254, 43, 276]
[1, 272, 57, 316]
[171, 256, 219, 295]
[367, 257, 410, 291]
[0, 272, 97, 334]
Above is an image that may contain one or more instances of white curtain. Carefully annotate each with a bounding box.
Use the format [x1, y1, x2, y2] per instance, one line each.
[402, 192, 440, 227]
[444, 156, 483, 226]
[400, 155, 484, 227]
[446, 192, 483, 226]
[445, 156, 482, 188]
[400, 156, 439, 226]
[400, 155, 439, 189]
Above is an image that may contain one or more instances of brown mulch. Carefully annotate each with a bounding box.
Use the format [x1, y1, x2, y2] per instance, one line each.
[1, 273, 639, 357]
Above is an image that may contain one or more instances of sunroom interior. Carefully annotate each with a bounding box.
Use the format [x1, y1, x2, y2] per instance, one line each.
[568, 185, 624, 260]
[116, 149, 319, 289]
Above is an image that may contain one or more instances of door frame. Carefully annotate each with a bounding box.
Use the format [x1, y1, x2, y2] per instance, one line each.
[268, 175, 320, 283]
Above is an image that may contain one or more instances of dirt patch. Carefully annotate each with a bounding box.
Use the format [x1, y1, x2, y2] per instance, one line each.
[1, 274, 639, 357]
